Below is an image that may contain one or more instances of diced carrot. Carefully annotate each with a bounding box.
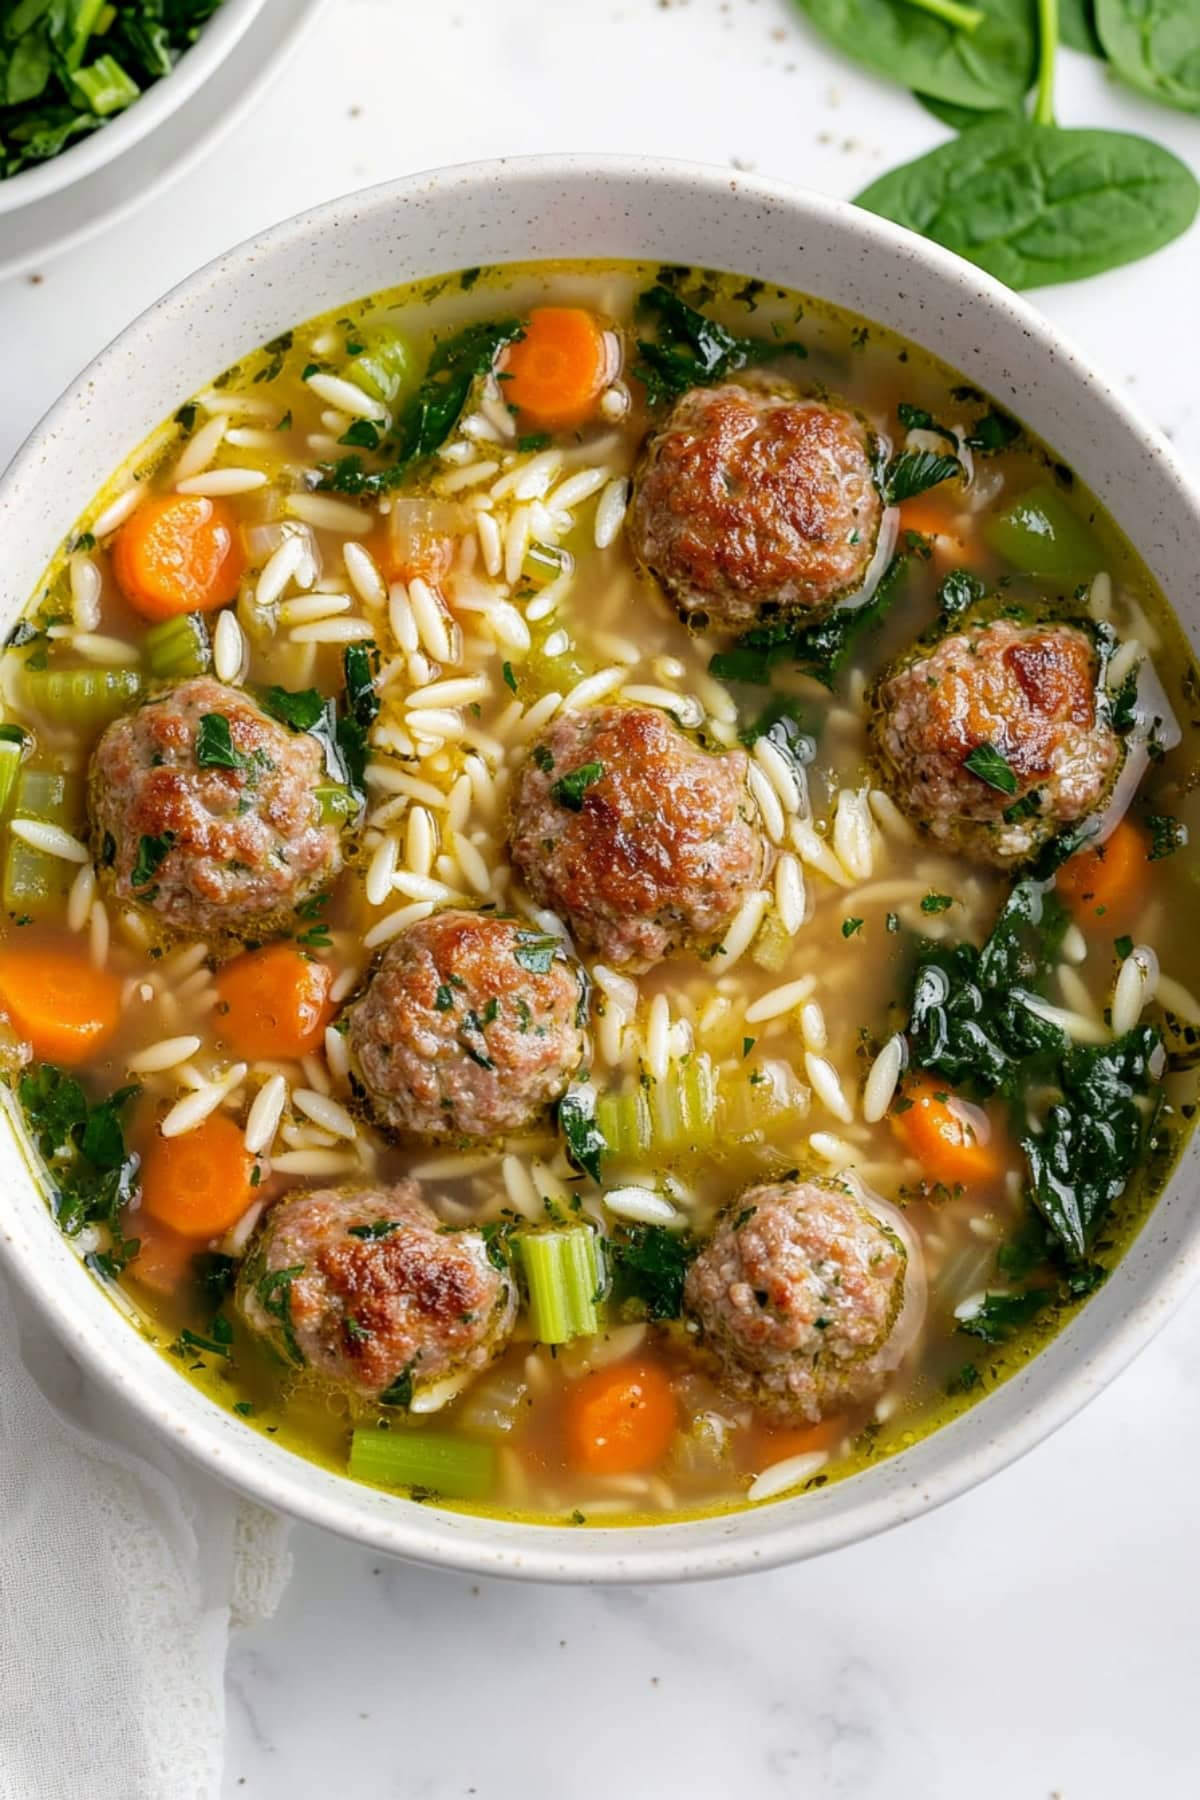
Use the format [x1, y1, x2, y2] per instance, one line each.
[892, 1071, 1004, 1190]
[112, 493, 244, 620]
[563, 1357, 678, 1475]
[214, 944, 334, 1060]
[0, 944, 121, 1065]
[128, 1221, 195, 1296]
[748, 1414, 847, 1470]
[366, 518, 454, 587]
[499, 308, 610, 431]
[139, 1112, 257, 1240]
[898, 494, 988, 573]
[1055, 816, 1149, 928]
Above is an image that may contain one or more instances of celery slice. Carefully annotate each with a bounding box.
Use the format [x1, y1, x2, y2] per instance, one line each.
[0, 730, 25, 820]
[72, 54, 139, 115]
[23, 667, 141, 730]
[519, 1228, 600, 1344]
[751, 912, 793, 974]
[349, 1428, 495, 1500]
[522, 542, 573, 587]
[4, 768, 82, 916]
[143, 613, 211, 681]
[349, 329, 416, 406]
[595, 1087, 652, 1159]
[316, 784, 359, 824]
[982, 483, 1101, 581]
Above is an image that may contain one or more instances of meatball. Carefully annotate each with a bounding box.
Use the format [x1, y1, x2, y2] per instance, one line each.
[684, 1177, 917, 1425]
[507, 704, 764, 969]
[628, 382, 882, 631]
[870, 617, 1122, 867]
[347, 909, 585, 1140]
[90, 676, 341, 934]
[239, 1181, 516, 1402]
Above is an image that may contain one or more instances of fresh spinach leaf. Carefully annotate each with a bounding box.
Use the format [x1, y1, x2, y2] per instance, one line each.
[260, 685, 326, 732]
[513, 932, 560, 975]
[964, 740, 1019, 793]
[130, 832, 174, 890]
[795, 0, 1037, 112]
[882, 448, 962, 505]
[855, 118, 1199, 289]
[1096, 0, 1200, 115]
[958, 1287, 1055, 1341]
[195, 712, 249, 772]
[335, 641, 379, 794]
[711, 549, 911, 690]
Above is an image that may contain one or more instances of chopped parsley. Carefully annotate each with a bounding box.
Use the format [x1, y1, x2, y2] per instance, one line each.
[920, 892, 954, 914]
[130, 832, 174, 889]
[195, 712, 250, 772]
[551, 761, 604, 811]
[513, 932, 559, 975]
[963, 741, 1019, 795]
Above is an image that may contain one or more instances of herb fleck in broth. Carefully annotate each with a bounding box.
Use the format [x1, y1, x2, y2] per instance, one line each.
[4, 260, 1198, 1527]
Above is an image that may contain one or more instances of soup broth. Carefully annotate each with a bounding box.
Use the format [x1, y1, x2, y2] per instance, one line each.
[5, 260, 1198, 1525]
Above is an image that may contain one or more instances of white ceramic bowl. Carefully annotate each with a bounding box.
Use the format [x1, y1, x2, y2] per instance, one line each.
[0, 0, 267, 215]
[2, 157, 1199, 1583]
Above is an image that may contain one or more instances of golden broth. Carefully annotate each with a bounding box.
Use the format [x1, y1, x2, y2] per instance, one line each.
[5, 260, 1199, 1526]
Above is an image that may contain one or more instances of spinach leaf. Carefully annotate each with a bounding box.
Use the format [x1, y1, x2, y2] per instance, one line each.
[609, 1225, 698, 1321]
[195, 712, 250, 772]
[260, 685, 326, 732]
[1096, 0, 1200, 115]
[17, 1066, 140, 1271]
[1060, 0, 1104, 56]
[855, 118, 1199, 289]
[711, 547, 911, 690]
[334, 641, 379, 794]
[795, 0, 1037, 113]
[512, 932, 560, 975]
[958, 1287, 1055, 1341]
[964, 408, 1021, 451]
[632, 284, 806, 403]
[915, 92, 1018, 131]
[963, 741, 1019, 793]
[559, 1091, 606, 1183]
[897, 401, 957, 443]
[317, 319, 524, 496]
[938, 568, 986, 618]
[130, 831, 174, 890]
[882, 448, 962, 505]
[1023, 1024, 1161, 1260]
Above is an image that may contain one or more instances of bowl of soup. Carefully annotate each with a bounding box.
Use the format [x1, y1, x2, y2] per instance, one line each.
[1, 156, 1198, 1581]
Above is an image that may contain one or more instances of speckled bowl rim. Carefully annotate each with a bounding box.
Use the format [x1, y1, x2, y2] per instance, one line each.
[2, 154, 1199, 1584]
[0, 0, 268, 216]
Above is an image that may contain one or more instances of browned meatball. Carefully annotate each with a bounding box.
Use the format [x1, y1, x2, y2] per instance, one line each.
[90, 676, 341, 935]
[628, 383, 882, 631]
[347, 909, 585, 1140]
[684, 1178, 919, 1425]
[239, 1181, 516, 1402]
[870, 618, 1122, 867]
[507, 705, 764, 970]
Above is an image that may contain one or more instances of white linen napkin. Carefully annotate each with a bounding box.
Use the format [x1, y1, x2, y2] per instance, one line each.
[0, 1269, 292, 1800]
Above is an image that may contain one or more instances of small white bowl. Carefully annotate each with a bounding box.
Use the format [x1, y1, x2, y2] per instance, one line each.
[2, 156, 1199, 1583]
[0, 0, 267, 216]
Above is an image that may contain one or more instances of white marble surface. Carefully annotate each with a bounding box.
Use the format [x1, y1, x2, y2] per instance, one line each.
[1, 2, 1198, 1795]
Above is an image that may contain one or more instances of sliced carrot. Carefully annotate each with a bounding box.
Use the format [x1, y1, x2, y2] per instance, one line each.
[139, 1112, 257, 1240]
[897, 494, 988, 573]
[128, 1221, 195, 1297]
[892, 1071, 1004, 1191]
[1055, 816, 1149, 928]
[112, 493, 244, 620]
[748, 1414, 847, 1470]
[215, 944, 334, 1060]
[499, 308, 609, 431]
[563, 1357, 678, 1475]
[0, 944, 121, 1065]
[366, 518, 454, 587]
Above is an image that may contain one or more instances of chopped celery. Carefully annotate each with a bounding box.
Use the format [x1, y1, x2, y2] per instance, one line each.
[143, 613, 211, 681]
[348, 328, 416, 407]
[0, 729, 25, 821]
[522, 542, 573, 587]
[24, 667, 141, 731]
[650, 1054, 716, 1150]
[595, 1055, 717, 1163]
[750, 912, 793, 974]
[982, 483, 1101, 581]
[72, 54, 139, 116]
[519, 1228, 601, 1344]
[348, 1428, 495, 1500]
[596, 1087, 652, 1159]
[316, 784, 359, 824]
[4, 769, 81, 916]
[720, 1059, 807, 1141]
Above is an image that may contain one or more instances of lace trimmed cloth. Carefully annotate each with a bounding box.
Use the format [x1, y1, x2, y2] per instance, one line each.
[0, 1269, 291, 1799]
